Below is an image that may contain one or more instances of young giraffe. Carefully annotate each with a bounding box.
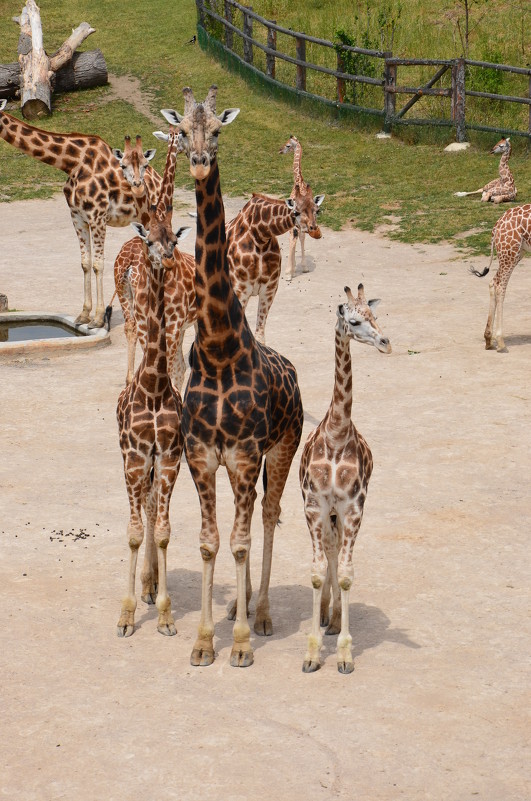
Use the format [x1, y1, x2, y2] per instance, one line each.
[300, 284, 391, 674]
[111, 131, 197, 389]
[454, 137, 517, 203]
[279, 134, 325, 281]
[470, 203, 531, 352]
[226, 192, 309, 344]
[0, 99, 160, 328]
[116, 129, 190, 637]
[162, 86, 304, 668]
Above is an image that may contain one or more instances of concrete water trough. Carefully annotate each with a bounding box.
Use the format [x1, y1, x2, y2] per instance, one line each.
[0, 311, 110, 359]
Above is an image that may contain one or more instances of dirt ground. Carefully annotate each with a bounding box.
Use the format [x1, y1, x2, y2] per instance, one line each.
[0, 191, 529, 801]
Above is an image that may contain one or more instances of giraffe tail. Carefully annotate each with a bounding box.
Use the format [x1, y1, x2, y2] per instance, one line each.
[104, 291, 116, 331]
[469, 235, 495, 278]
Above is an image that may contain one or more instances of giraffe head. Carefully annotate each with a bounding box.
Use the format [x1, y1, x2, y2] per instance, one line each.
[112, 135, 157, 197]
[490, 137, 511, 156]
[287, 183, 325, 239]
[160, 85, 240, 179]
[337, 284, 391, 354]
[131, 210, 191, 269]
[279, 134, 299, 155]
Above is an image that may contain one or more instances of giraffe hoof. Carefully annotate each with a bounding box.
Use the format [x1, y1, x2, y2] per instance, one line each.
[337, 660, 355, 674]
[157, 622, 177, 636]
[497, 346, 508, 354]
[141, 592, 156, 605]
[116, 624, 134, 638]
[230, 647, 254, 667]
[75, 312, 91, 326]
[254, 615, 273, 636]
[88, 317, 104, 329]
[302, 659, 321, 673]
[325, 622, 341, 636]
[320, 612, 330, 627]
[190, 647, 215, 667]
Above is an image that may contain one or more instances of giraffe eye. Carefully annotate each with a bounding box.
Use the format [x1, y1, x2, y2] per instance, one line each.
[350, 320, 361, 327]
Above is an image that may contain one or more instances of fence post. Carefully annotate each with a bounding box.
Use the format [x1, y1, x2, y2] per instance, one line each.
[451, 57, 466, 142]
[336, 50, 345, 102]
[383, 54, 396, 132]
[243, 6, 253, 64]
[296, 37, 306, 91]
[224, 0, 233, 49]
[266, 24, 276, 78]
[197, 0, 205, 28]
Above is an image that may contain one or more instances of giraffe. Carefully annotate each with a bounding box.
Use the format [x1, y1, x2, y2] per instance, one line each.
[161, 86, 304, 668]
[454, 137, 517, 203]
[116, 127, 190, 638]
[300, 284, 391, 673]
[279, 134, 325, 281]
[0, 98, 161, 328]
[470, 203, 531, 352]
[110, 131, 197, 389]
[225, 192, 310, 344]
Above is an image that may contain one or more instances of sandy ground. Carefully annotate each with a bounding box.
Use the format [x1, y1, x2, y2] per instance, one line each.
[0, 191, 529, 801]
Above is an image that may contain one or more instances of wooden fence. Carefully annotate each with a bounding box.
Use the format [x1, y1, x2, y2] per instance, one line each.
[196, 0, 531, 141]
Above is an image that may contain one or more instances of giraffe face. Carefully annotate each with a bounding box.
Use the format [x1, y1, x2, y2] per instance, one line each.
[160, 85, 239, 179]
[337, 284, 391, 354]
[279, 135, 299, 154]
[132, 220, 191, 268]
[491, 137, 510, 155]
[288, 186, 325, 239]
[112, 136, 156, 197]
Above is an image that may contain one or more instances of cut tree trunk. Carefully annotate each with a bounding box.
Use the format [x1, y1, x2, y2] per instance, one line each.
[13, 0, 97, 119]
[0, 51, 107, 101]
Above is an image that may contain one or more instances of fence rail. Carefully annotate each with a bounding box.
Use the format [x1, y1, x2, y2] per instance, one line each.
[196, 0, 531, 141]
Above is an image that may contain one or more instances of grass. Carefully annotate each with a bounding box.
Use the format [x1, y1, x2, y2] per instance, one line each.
[0, 0, 529, 257]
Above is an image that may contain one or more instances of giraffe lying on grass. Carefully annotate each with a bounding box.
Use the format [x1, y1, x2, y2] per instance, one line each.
[454, 137, 517, 204]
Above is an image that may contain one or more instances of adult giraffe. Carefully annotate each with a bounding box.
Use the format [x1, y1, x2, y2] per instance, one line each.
[162, 86, 304, 668]
[0, 99, 160, 328]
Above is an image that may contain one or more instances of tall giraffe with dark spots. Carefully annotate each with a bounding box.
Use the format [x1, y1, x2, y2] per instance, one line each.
[162, 86, 304, 668]
[0, 99, 161, 328]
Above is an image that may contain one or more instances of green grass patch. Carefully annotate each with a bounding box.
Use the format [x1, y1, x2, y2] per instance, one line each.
[0, 0, 529, 258]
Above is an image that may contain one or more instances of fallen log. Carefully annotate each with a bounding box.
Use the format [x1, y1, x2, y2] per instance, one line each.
[0, 50, 108, 100]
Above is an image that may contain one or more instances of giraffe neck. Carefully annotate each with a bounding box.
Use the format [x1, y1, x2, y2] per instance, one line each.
[0, 108, 108, 174]
[137, 256, 169, 392]
[155, 135, 178, 217]
[144, 166, 163, 207]
[248, 196, 296, 240]
[194, 159, 252, 362]
[499, 148, 512, 182]
[292, 141, 305, 188]
[323, 329, 353, 442]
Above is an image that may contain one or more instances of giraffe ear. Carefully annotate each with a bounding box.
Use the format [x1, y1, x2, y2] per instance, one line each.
[153, 131, 169, 142]
[111, 148, 124, 161]
[0, 99, 7, 111]
[285, 199, 296, 211]
[131, 222, 148, 240]
[175, 226, 192, 242]
[368, 298, 381, 312]
[160, 108, 183, 125]
[337, 304, 345, 320]
[218, 108, 240, 125]
[144, 148, 157, 161]
[314, 194, 325, 207]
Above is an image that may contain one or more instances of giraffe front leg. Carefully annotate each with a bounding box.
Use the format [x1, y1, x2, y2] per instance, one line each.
[285, 230, 297, 281]
[324, 549, 341, 636]
[336, 585, 354, 674]
[335, 518, 359, 673]
[189, 468, 219, 666]
[484, 279, 497, 350]
[302, 541, 327, 673]
[153, 458, 180, 636]
[255, 275, 279, 346]
[494, 286, 508, 353]
[140, 490, 158, 604]
[300, 231, 308, 272]
[88, 223, 106, 329]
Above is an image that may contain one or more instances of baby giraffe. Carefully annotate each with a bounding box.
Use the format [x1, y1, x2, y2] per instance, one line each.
[116, 198, 190, 637]
[299, 284, 391, 673]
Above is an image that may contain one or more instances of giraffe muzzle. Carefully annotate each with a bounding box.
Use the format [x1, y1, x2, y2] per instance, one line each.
[190, 152, 211, 179]
[308, 227, 322, 240]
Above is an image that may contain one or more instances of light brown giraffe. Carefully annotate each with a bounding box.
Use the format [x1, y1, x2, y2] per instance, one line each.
[226, 192, 309, 343]
[470, 203, 531, 352]
[279, 134, 325, 280]
[162, 86, 304, 668]
[454, 137, 517, 203]
[115, 129, 189, 637]
[0, 98, 160, 328]
[300, 284, 391, 673]
[110, 131, 196, 389]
